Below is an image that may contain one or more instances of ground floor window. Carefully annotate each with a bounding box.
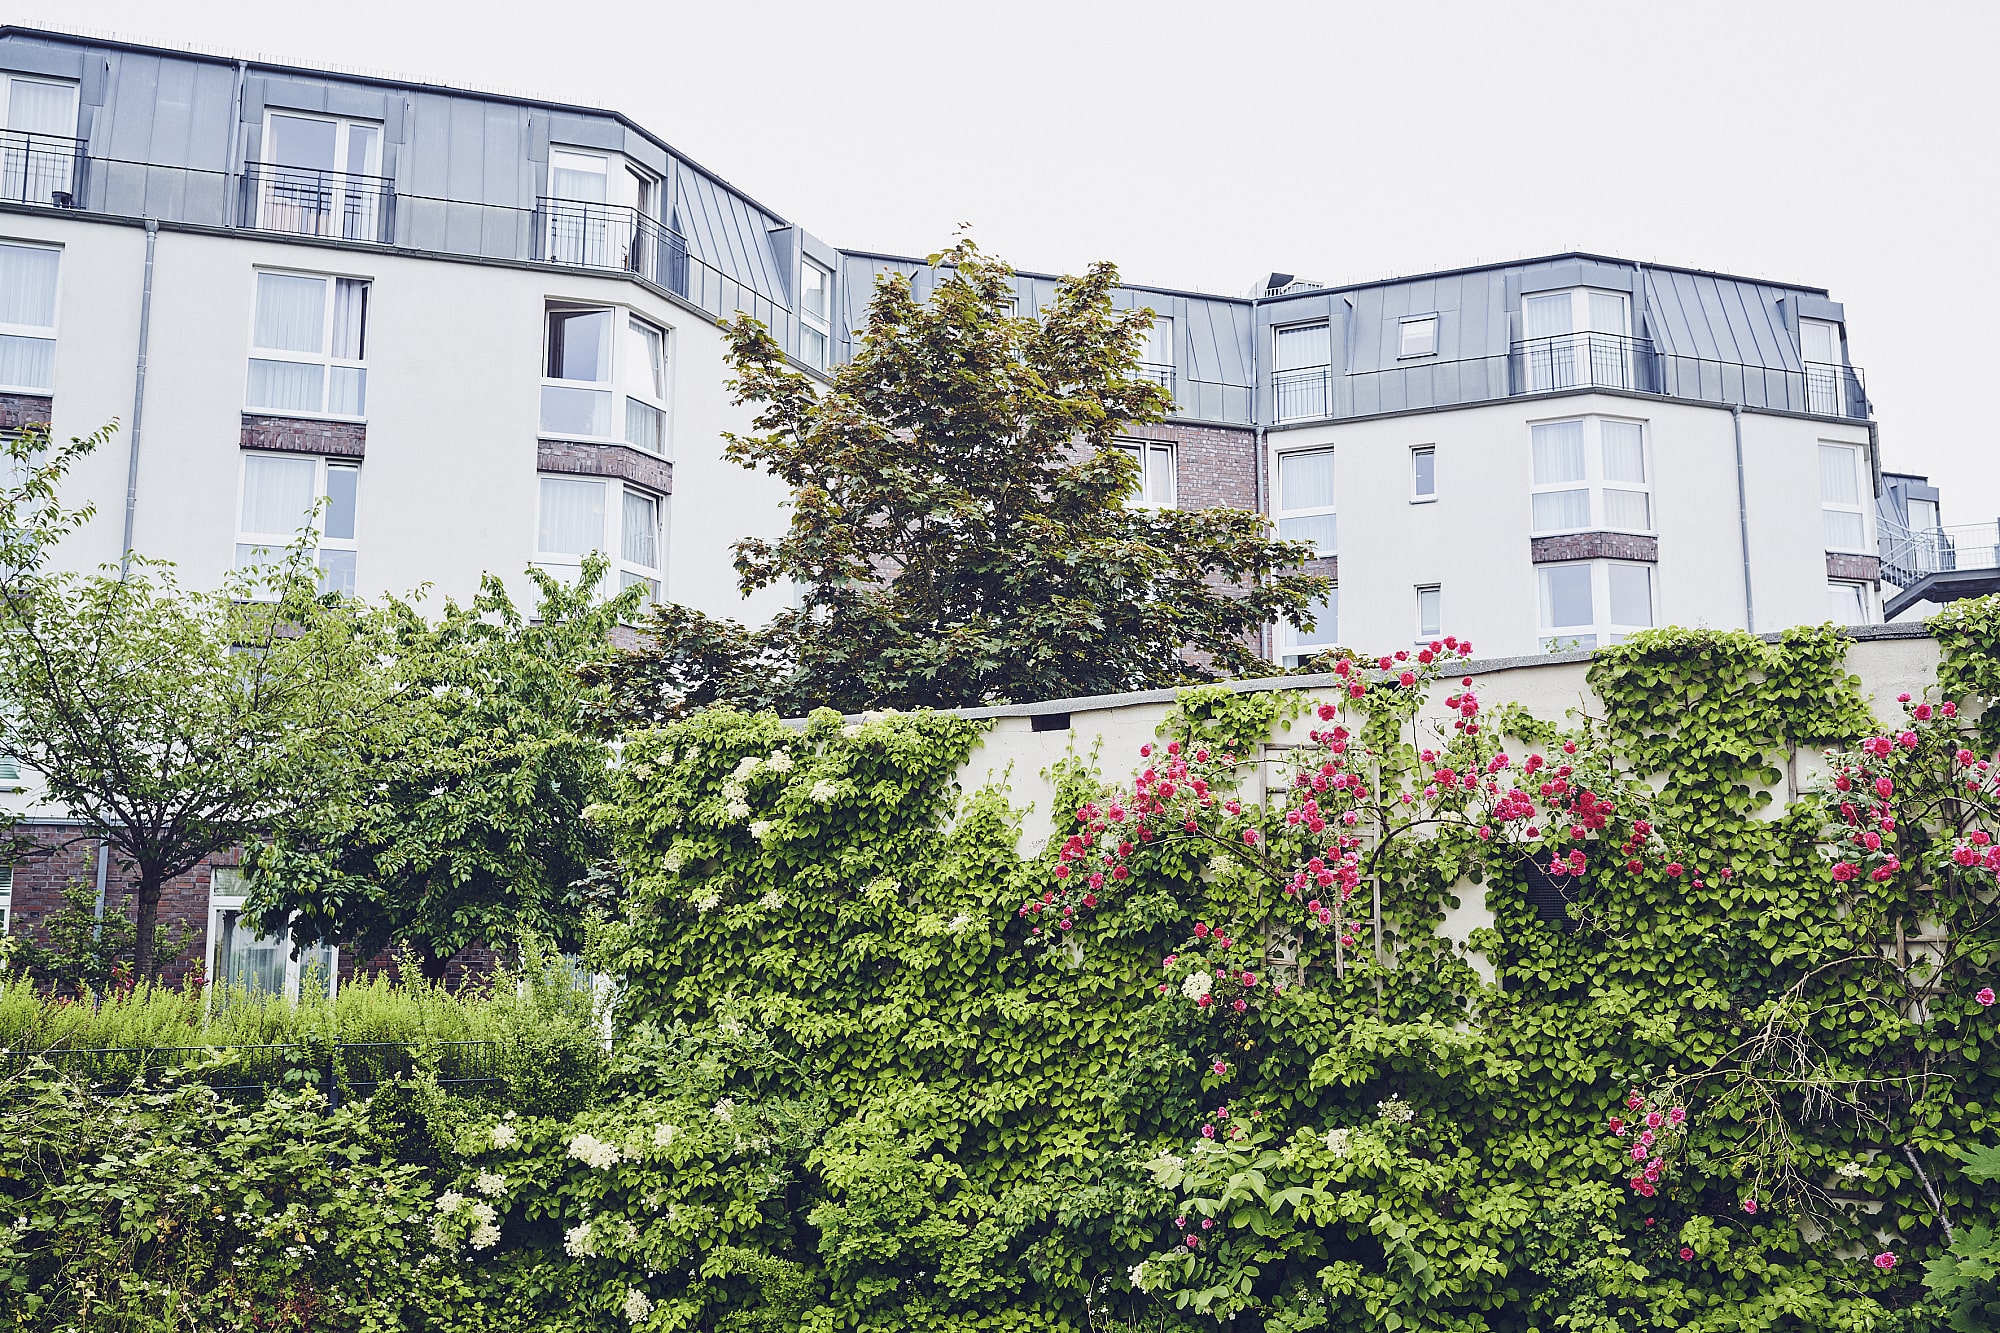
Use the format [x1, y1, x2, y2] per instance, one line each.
[1539, 560, 1654, 650]
[1277, 589, 1338, 667]
[206, 867, 335, 1000]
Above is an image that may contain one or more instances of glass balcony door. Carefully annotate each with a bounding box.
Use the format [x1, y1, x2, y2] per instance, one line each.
[259, 112, 383, 241]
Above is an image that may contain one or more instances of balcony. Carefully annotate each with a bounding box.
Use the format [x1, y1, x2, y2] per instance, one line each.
[0, 129, 83, 208]
[240, 163, 396, 244]
[1881, 519, 2000, 619]
[1133, 361, 1177, 396]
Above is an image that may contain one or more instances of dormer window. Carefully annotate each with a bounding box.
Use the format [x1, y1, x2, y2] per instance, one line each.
[1399, 314, 1438, 358]
[254, 111, 386, 241]
[1522, 288, 1633, 391]
[799, 258, 831, 370]
[0, 75, 77, 206]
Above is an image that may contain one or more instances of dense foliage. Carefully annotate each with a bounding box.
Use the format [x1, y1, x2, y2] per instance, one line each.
[597, 238, 1329, 720]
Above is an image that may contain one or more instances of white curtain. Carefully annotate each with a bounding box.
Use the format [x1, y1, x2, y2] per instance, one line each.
[1275, 322, 1330, 370]
[538, 477, 604, 556]
[1540, 564, 1593, 629]
[254, 273, 326, 352]
[6, 79, 73, 136]
[1145, 314, 1174, 366]
[1588, 292, 1628, 335]
[1600, 421, 1645, 481]
[1533, 490, 1592, 532]
[1602, 490, 1651, 532]
[247, 360, 324, 413]
[1524, 292, 1572, 339]
[1819, 443, 1860, 505]
[628, 318, 666, 398]
[1531, 421, 1586, 484]
[240, 454, 317, 538]
[0, 243, 58, 327]
[0, 335, 53, 391]
[551, 151, 608, 203]
[1279, 449, 1335, 510]
[621, 489, 658, 568]
[330, 279, 367, 359]
[1609, 564, 1653, 628]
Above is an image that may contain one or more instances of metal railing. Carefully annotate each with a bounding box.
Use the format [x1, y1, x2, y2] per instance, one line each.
[1273, 365, 1332, 422]
[0, 129, 83, 207]
[1, 1039, 506, 1103]
[1879, 518, 2000, 590]
[240, 162, 396, 243]
[1133, 361, 1176, 393]
[533, 196, 784, 331]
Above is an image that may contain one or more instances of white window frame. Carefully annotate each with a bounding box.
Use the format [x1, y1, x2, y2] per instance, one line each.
[799, 258, 832, 371]
[534, 473, 666, 603]
[245, 268, 370, 421]
[1137, 308, 1175, 387]
[1827, 580, 1873, 626]
[1820, 440, 1871, 554]
[1273, 321, 1333, 423]
[1538, 559, 1656, 650]
[234, 452, 361, 597]
[0, 239, 59, 393]
[1275, 447, 1337, 557]
[1399, 313, 1438, 359]
[1410, 444, 1437, 502]
[256, 108, 385, 241]
[1277, 589, 1339, 668]
[0, 865, 12, 933]
[1522, 287, 1633, 391]
[1415, 584, 1442, 641]
[1117, 439, 1177, 509]
[1529, 415, 1653, 537]
[1, 76, 79, 207]
[541, 302, 672, 455]
[206, 867, 336, 1003]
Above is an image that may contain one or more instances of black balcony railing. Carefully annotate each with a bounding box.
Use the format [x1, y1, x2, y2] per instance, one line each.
[1134, 361, 1177, 394]
[533, 196, 783, 331]
[1513, 331, 1656, 393]
[240, 162, 396, 243]
[1273, 365, 1332, 422]
[0, 129, 84, 207]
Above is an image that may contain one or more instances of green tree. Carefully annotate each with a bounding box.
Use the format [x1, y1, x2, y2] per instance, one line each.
[597, 237, 1329, 721]
[248, 561, 637, 980]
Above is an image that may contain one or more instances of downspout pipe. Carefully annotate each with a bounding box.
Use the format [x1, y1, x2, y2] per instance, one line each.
[119, 218, 158, 581]
[1732, 404, 1755, 632]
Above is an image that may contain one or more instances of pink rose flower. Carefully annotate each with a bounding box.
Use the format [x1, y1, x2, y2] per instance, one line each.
[1873, 1251, 1897, 1269]
[1979, 987, 1996, 1007]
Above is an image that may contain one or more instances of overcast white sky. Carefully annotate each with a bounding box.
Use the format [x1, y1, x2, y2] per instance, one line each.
[34, 0, 2000, 520]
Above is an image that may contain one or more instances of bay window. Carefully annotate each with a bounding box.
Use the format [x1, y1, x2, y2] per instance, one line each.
[536, 475, 665, 603]
[1522, 287, 1632, 391]
[541, 304, 671, 455]
[1819, 442, 1869, 552]
[236, 453, 361, 596]
[1530, 417, 1652, 535]
[246, 270, 369, 418]
[1539, 560, 1655, 650]
[0, 241, 58, 392]
[1276, 448, 1336, 555]
[1828, 580, 1871, 626]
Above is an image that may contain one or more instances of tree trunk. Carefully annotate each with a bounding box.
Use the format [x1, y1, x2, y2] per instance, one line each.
[414, 942, 450, 984]
[133, 864, 163, 982]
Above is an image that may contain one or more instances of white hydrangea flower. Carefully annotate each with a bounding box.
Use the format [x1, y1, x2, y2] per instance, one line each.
[725, 799, 752, 822]
[474, 1171, 506, 1196]
[567, 1134, 621, 1170]
[490, 1122, 518, 1149]
[809, 779, 840, 803]
[758, 889, 787, 910]
[1180, 971, 1213, 1002]
[947, 911, 974, 933]
[622, 1287, 654, 1323]
[840, 723, 862, 739]
[693, 890, 722, 915]
[1324, 1127, 1353, 1157]
[1375, 1097, 1414, 1125]
[1128, 1261, 1149, 1290]
[469, 1221, 500, 1250]
[652, 1123, 678, 1149]
[1836, 1160, 1866, 1181]
[436, 1191, 466, 1214]
[749, 819, 774, 841]
[563, 1221, 596, 1258]
[467, 1200, 497, 1225]
[731, 755, 761, 781]
[659, 747, 676, 767]
[711, 1097, 735, 1124]
[765, 750, 793, 774]
[661, 846, 687, 874]
[720, 778, 746, 803]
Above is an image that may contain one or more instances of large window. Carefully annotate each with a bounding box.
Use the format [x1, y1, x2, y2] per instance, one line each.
[541, 304, 671, 455]
[207, 867, 335, 1002]
[1, 75, 77, 207]
[1820, 442, 1869, 552]
[1529, 417, 1651, 535]
[256, 111, 384, 241]
[536, 474, 665, 604]
[1522, 287, 1633, 391]
[1539, 560, 1654, 650]
[236, 453, 361, 596]
[1276, 449, 1336, 556]
[1278, 590, 1338, 668]
[799, 259, 831, 370]
[1273, 321, 1332, 422]
[246, 270, 369, 418]
[1138, 310, 1175, 387]
[0, 241, 58, 392]
[1117, 440, 1176, 508]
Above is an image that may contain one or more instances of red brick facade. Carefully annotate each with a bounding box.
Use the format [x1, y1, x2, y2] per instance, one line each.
[240, 414, 367, 458]
[1122, 421, 1258, 512]
[1827, 552, 1882, 583]
[1529, 532, 1660, 564]
[0, 394, 52, 432]
[537, 439, 673, 495]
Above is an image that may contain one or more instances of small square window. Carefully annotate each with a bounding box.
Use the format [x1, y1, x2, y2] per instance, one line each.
[1399, 314, 1438, 358]
[1415, 585, 1442, 640]
[1411, 446, 1436, 501]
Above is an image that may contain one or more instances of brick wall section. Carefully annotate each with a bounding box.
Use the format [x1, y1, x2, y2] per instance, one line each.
[240, 415, 367, 458]
[1529, 532, 1660, 564]
[0, 394, 52, 431]
[1827, 553, 1882, 583]
[1123, 421, 1258, 512]
[538, 440, 673, 495]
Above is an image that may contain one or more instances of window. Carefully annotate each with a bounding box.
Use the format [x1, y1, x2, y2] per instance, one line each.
[236, 453, 361, 596]
[1522, 288, 1633, 391]
[0, 242, 58, 392]
[207, 867, 335, 1002]
[542, 304, 671, 454]
[1539, 560, 1654, 649]
[536, 474, 665, 602]
[0, 865, 10, 933]
[1820, 442, 1869, 552]
[1278, 590, 1338, 668]
[1411, 445, 1436, 501]
[246, 270, 369, 417]
[1530, 417, 1651, 535]
[1273, 322, 1332, 422]
[1800, 319, 1848, 415]
[256, 111, 384, 241]
[799, 259, 831, 370]
[1276, 449, 1336, 555]
[1117, 440, 1176, 508]
[1416, 585, 1442, 640]
[1, 75, 77, 206]
[1399, 314, 1438, 358]
[1138, 310, 1175, 387]
[1908, 496, 1940, 532]
[1828, 580, 1871, 625]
